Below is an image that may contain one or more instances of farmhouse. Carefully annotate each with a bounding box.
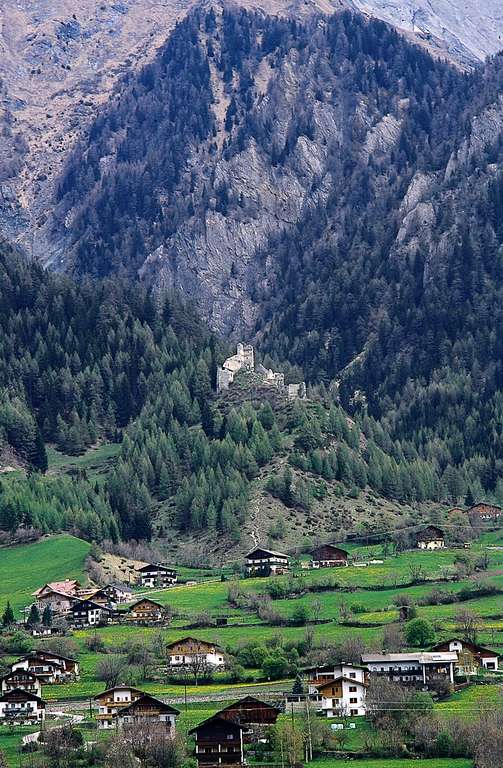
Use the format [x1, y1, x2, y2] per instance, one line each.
[416, 525, 445, 550]
[34, 650, 79, 679]
[432, 638, 499, 671]
[94, 686, 144, 729]
[71, 599, 116, 628]
[0, 689, 46, 724]
[189, 715, 244, 768]
[311, 544, 349, 568]
[245, 547, 289, 576]
[102, 583, 133, 604]
[117, 693, 179, 729]
[315, 676, 367, 717]
[0, 671, 42, 697]
[127, 598, 165, 625]
[304, 662, 367, 694]
[166, 638, 225, 668]
[468, 502, 503, 521]
[362, 652, 456, 688]
[11, 654, 66, 684]
[33, 580, 80, 599]
[137, 563, 177, 588]
[217, 696, 280, 740]
[32, 584, 79, 615]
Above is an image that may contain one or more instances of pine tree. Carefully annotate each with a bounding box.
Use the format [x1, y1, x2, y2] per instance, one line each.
[42, 604, 53, 627]
[27, 604, 40, 626]
[2, 601, 14, 627]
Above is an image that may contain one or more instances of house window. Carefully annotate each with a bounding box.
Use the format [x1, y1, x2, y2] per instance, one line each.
[226, 734, 234, 740]
[349, 673, 356, 678]
[349, 686, 357, 692]
[350, 709, 358, 716]
[350, 698, 357, 704]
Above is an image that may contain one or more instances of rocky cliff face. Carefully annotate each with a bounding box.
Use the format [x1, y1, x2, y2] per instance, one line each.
[350, 0, 503, 67]
[0, 0, 194, 251]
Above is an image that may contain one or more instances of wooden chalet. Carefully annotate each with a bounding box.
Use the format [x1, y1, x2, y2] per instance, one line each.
[217, 696, 279, 741]
[432, 638, 499, 671]
[311, 544, 349, 568]
[127, 598, 165, 625]
[117, 693, 179, 729]
[71, 599, 116, 628]
[189, 715, 244, 768]
[166, 637, 225, 668]
[0, 671, 42, 697]
[137, 563, 177, 588]
[416, 525, 445, 550]
[33, 649, 79, 679]
[11, 654, 66, 684]
[468, 502, 503, 521]
[0, 688, 46, 723]
[244, 547, 289, 576]
[94, 686, 144, 729]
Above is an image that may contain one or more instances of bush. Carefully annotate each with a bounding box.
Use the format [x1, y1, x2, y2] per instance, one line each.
[405, 618, 435, 647]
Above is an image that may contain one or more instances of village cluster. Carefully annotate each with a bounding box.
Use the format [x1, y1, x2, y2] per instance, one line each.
[1, 505, 502, 765]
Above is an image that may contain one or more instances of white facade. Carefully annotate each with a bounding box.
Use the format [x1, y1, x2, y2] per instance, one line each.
[95, 687, 142, 729]
[168, 651, 224, 667]
[307, 663, 365, 695]
[441, 640, 499, 671]
[317, 677, 367, 717]
[362, 652, 456, 686]
[0, 693, 45, 724]
[417, 539, 445, 550]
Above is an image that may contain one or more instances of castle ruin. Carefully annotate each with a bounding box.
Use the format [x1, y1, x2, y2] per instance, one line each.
[216, 343, 306, 400]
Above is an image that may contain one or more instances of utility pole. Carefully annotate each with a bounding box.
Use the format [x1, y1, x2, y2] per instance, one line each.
[305, 694, 313, 762]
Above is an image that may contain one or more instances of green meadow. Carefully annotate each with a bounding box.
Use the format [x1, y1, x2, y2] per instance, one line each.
[0, 535, 90, 615]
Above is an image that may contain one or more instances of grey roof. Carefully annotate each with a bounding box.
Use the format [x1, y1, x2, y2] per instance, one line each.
[362, 652, 457, 664]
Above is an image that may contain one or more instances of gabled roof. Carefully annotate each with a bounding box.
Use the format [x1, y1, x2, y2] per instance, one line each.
[72, 598, 114, 612]
[432, 638, 499, 656]
[129, 598, 164, 610]
[316, 675, 367, 691]
[94, 685, 144, 701]
[416, 525, 444, 540]
[16, 654, 64, 669]
[312, 544, 349, 557]
[0, 688, 46, 705]
[118, 693, 180, 716]
[245, 546, 288, 559]
[219, 695, 281, 714]
[32, 580, 80, 597]
[32, 650, 77, 663]
[165, 636, 221, 651]
[1, 671, 41, 683]
[302, 662, 366, 673]
[188, 714, 243, 735]
[137, 563, 177, 573]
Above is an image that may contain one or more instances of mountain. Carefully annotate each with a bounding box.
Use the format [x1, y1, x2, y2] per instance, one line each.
[1, 0, 502, 262]
[0, 242, 439, 558]
[40, 5, 503, 508]
[351, 0, 503, 68]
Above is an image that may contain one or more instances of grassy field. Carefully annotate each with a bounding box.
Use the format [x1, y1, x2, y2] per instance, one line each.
[46, 444, 121, 482]
[311, 761, 473, 768]
[0, 535, 90, 615]
[2, 532, 503, 766]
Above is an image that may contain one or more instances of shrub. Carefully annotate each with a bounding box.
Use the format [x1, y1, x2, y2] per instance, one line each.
[405, 618, 435, 647]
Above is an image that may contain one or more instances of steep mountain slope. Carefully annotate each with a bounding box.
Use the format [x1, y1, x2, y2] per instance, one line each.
[45, 6, 503, 505]
[351, 0, 503, 67]
[51, 7, 462, 334]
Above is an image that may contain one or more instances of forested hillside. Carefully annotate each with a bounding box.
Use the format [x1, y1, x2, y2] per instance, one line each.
[46, 6, 503, 508]
[0, 242, 460, 553]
